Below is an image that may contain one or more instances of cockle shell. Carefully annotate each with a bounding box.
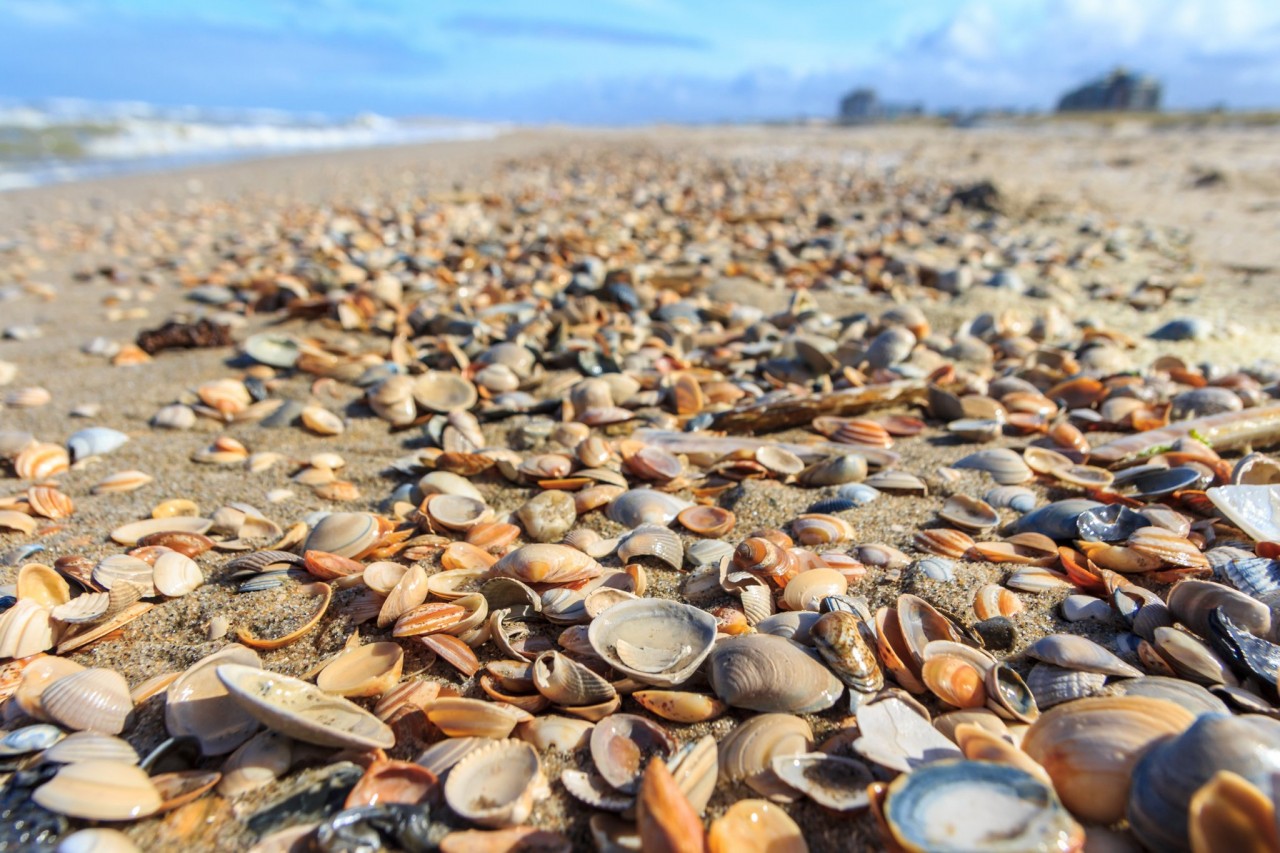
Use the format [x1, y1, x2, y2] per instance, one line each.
[617, 524, 684, 570]
[14, 442, 70, 480]
[443, 739, 549, 828]
[42, 668, 134, 734]
[532, 650, 616, 707]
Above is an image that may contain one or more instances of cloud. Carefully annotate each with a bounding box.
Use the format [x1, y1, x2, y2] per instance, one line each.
[442, 14, 710, 50]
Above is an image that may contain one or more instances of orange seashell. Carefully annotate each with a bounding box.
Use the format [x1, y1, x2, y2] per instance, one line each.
[732, 537, 799, 590]
[638, 758, 707, 853]
[879, 414, 926, 437]
[394, 602, 466, 637]
[14, 443, 70, 480]
[922, 656, 987, 709]
[344, 760, 439, 809]
[1046, 376, 1107, 409]
[27, 486, 74, 520]
[443, 542, 500, 571]
[913, 528, 975, 559]
[137, 531, 214, 558]
[419, 633, 480, 677]
[832, 418, 893, 449]
[303, 549, 364, 579]
[677, 506, 735, 538]
[235, 582, 331, 650]
[466, 522, 521, 552]
[671, 373, 704, 416]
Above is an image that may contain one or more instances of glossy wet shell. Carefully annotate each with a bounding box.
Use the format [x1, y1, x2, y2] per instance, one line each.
[42, 668, 134, 735]
[316, 642, 404, 698]
[606, 489, 694, 529]
[303, 512, 379, 558]
[590, 713, 676, 794]
[164, 644, 263, 756]
[488, 544, 603, 585]
[706, 633, 844, 713]
[33, 760, 161, 822]
[708, 799, 808, 853]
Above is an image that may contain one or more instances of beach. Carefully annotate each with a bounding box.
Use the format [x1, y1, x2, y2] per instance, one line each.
[3, 122, 1280, 851]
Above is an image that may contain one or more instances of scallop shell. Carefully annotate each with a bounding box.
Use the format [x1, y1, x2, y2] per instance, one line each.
[27, 485, 74, 519]
[34, 760, 161, 821]
[707, 633, 844, 713]
[42, 668, 134, 734]
[617, 524, 684, 570]
[216, 664, 394, 749]
[444, 739, 549, 828]
[588, 598, 717, 688]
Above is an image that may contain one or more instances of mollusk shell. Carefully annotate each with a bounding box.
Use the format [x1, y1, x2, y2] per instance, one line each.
[487, 544, 603, 584]
[42, 667, 134, 734]
[587, 598, 717, 688]
[443, 739, 549, 828]
[707, 633, 844, 713]
[34, 760, 161, 821]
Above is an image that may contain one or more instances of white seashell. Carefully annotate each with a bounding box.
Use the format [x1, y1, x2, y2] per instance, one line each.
[217, 730, 293, 796]
[1207, 485, 1280, 542]
[43, 731, 139, 765]
[0, 598, 54, 658]
[444, 739, 550, 828]
[588, 598, 717, 688]
[153, 551, 204, 597]
[109, 516, 212, 546]
[91, 470, 154, 494]
[41, 668, 134, 734]
[854, 696, 962, 772]
[151, 404, 196, 430]
[165, 644, 263, 756]
[34, 760, 160, 821]
[67, 427, 129, 461]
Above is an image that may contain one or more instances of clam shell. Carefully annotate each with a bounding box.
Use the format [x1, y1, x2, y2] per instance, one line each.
[853, 695, 961, 773]
[1168, 579, 1270, 640]
[443, 739, 549, 828]
[413, 371, 478, 413]
[487, 544, 603, 584]
[344, 760, 438, 809]
[428, 494, 494, 532]
[561, 768, 632, 813]
[532, 650, 616, 706]
[1022, 695, 1196, 823]
[515, 715, 594, 753]
[707, 633, 844, 713]
[782, 568, 848, 612]
[302, 512, 379, 558]
[14, 442, 70, 479]
[426, 697, 532, 738]
[954, 448, 1033, 485]
[152, 551, 203, 597]
[791, 514, 854, 547]
[707, 799, 807, 853]
[416, 736, 488, 776]
[218, 729, 292, 797]
[1026, 634, 1141, 678]
[939, 495, 999, 531]
[216, 663, 394, 749]
[317, 642, 404, 698]
[590, 713, 676, 794]
[883, 760, 1083, 853]
[772, 752, 873, 812]
[798, 454, 868, 487]
[34, 760, 161, 821]
[67, 427, 128, 461]
[632, 690, 728, 724]
[42, 668, 134, 734]
[587, 598, 717, 688]
[606, 489, 694, 529]
[864, 470, 928, 494]
[43, 731, 139, 765]
[109, 516, 213, 546]
[17, 562, 70, 608]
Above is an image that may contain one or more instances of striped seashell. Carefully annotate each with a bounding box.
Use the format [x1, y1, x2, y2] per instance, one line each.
[0, 598, 54, 658]
[42, 668, 134, 734]
[92, 554, 157, 597]
[863, 470, 928, 494]
[1127, 527, 1211, 570]
[394, 602, 466, 637]
[51, 592, 111, 624]
[913, 528, 975, 559]
[973, 584, 1023, 620]
[27, 486, 74, 519]
[196, 379, 250, 416]
[14, 442, 70, 480]
[617, 525, 683, 570]
[91, 471, 154, 494]
[954, 448, 1033, 485]
[831, 418, 893, 449]
[791, 514, 855, 547]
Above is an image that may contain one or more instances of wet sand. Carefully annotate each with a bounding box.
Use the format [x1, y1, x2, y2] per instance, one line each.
[2, 123, 1279, 851]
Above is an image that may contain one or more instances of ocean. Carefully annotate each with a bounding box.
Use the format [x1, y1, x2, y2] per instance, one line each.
[0, 99, 503, 191]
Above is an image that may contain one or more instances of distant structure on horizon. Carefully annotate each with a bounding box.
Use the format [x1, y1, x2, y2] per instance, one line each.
[837, 88, 923, 124]
[1056, 67, 1162, 112]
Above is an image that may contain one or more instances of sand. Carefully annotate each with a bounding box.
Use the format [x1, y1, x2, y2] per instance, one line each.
[1, 123, 1279, 851]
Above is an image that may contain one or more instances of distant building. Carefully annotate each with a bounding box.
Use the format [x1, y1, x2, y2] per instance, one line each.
[1057, 67, 1161, 112]
[837, 88, 924, 124]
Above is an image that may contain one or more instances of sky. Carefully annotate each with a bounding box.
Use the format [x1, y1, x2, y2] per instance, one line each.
[2, 0, 1279, 123]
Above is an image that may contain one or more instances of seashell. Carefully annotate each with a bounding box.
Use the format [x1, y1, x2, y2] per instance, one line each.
[588, 598, 717, 688]
[1187, 770, 1279, 853]
[303, 512, 379, 558]
[1128, 713, 1280, 852]
[1128, 526, 1211, 570]
[922, 655, 987, 709]
[791, 514, 854, 547]
[344, 760, 438, 809]
[739, 583, 775, 626]
[413, 371, 478, 413]
[718, 712, 812, 800]
[42, 668, 134, 734]
[772, 752, 873, 812]
[1169, 579, 1270, 640]
[418, 470, 485, 501]
[864, 470, 928, 494]
[0, 509, 38, 536]
[237, 581, 331, 650]
[1010, 499, 1103, 541]
[377, 565, 428, 629]
[532, 650, 615, 707]
[488, 544, 603, 585]
[242, 332, 300, 368]
[625, 445, 684, 481]
[837, 483, 881, 506]
[618, 524, 683, 570]
[317, 642, 404, 698]
[954, 448, 1033, 485]
[677, 505, 735, 537]
[14, 442, 70, 480]
[590, 713, 676, 794]
[913, 528, 974, 560]
[0, 723, 64, 756]
[50, 592, 109, 626]
[707, 633, 844, 713]
[394, 601, 466, 637]
[985, 663, 1039, 723]
[152, 768, 221, 812]
[985, 485, 1037, 513]
[939, 495, 999, 531]
[17, 562, 70, 608]
[810, 610, 882, 695]
[1022, 695, 1196, 823]
[1207, 485, 1280, 542]
[607, 489, 694, 529]
[732, 537, 800, 590]
[427, 697, 532, 738]
[632, 690, 728, 724]
[515, 490, 576, 543]
[27, 485, 74, 519]
[151, 404, 196, 430]
[91, 554, 156, 598]
[427, 494, 493, 532]
[109, 516, 212, 546]
[782, 568, 848, 612]
[561, 767, 633, 813]
[1026, 634, 1142, 677]
[882, 760, 1083, 853]
[152, 551, 203, 597]
[218, 729, 292, 797]
[637, 758, 705, 853]
[67, 427, 129, 461]
[444, 739, 549, 828]
[164, 644, 263, 755]
[5, 386, 51, 407]
[34, 760, 161, 821]
[42, 731, 138, 765]
[708, 799, 807, 853]
[1024, 446, 1074, 475]
[516, 715, 594, 754]
[1151, 626, 1237, 686]
[755, 445, 806, 476]
[685, 539, 735, 571]
[853, 695, 961, 772]
[216, 664, 394, 749]
[974, 584, 1023, 620]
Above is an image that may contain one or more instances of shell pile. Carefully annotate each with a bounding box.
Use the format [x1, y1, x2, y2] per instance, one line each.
[2, 139, 1280, 852]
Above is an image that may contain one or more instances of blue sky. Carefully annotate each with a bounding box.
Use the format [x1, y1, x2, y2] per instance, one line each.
[3, 0, 1279, 122]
